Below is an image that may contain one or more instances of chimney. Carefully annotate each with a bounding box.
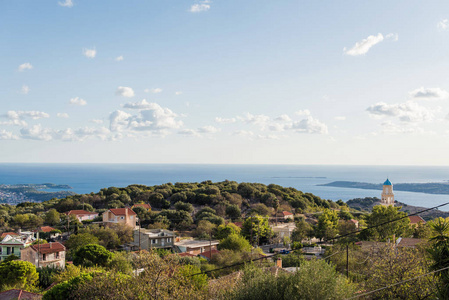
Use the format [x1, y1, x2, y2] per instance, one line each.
[276, 257, 282, 268]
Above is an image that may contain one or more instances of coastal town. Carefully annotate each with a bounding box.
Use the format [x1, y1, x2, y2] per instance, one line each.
[0, 179, 443, 299]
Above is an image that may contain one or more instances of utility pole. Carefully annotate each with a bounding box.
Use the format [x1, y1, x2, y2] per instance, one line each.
[37, 229, 40, 268]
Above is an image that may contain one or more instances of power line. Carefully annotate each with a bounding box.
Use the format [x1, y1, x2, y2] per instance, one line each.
[346, 265, 449, 299]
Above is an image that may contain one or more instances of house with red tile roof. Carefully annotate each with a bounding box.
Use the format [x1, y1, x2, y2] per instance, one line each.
[409, 215, 426, 227]
[0, 289, 42, 300]
[132, 203, 151, 211]
[33, 226, 60, 239]
[21, 242, 66, 268]
[102, 208, 137, 228]
[0, 232, 18, 240]
[199, 249, 220, 261]
[279, 211, 294, 220]
[65, 210, 98, 222]
[349, 219, 359, 228]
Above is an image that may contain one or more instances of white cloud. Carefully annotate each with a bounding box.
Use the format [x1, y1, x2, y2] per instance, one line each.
[198, 125, 220, 133]
[385, 33, 399, 41]
[82, 48, 96, 58]
[291, 116, 328, 134]
[20, 125, 53, 141]
[344, 33, 394, 56]
[58, 0, 73, 7]
[175, 91, 183, 96]
[275, 114, 292, 122]
[438, 19, 449, 30]
[91, 119, 103, 124]
[0, 130, 18, 140]
[189, 2, 210, 13]
[57, 113, 69, 118]
[240, 113, 270, 127]
[69, 97, 87, 106]
[150, 88, 162, 94]
[215, 117, 236, 124]
[0, 119, 27, 126]
[295, 109, 311, 116]
[367, 101, 434, 122]
[18, 63, 33, 72]
[4, 110, 49, 120]
[334, 116, 346, 121]
[111, 101, 183, 134]
[116, 86, 135, 98]
[115, 55, 124, 61]
[409, 87, 449, 100]
[21, 85, 30, 94]
[178, 129, 200, 136]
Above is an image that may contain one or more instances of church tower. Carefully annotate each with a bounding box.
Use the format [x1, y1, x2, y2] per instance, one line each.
[380, 178, 394, 206]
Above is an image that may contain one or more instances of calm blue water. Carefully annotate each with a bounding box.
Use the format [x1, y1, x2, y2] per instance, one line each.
[1, 163, 449, 209]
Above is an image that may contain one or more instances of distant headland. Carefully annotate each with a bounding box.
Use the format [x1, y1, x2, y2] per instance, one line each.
[318, 181, 449, 195]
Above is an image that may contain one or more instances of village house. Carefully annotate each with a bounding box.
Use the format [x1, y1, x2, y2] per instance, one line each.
[271, 223, 296, 239]
[102, 208, 137, 228]
[409, 215, 426, 227]
[349, 219, 359, 228]
[33, 226, 60, 240]
[132, 228, 175, 250]
[0, 234, 34, 261]
[21, 242, 66, 268]
[277, 211, 294, 221]
[199, 249, 221, 261]
[174, 239, 219, 255]
[65, 210, 99, 222]
[131, 203, 151, 211]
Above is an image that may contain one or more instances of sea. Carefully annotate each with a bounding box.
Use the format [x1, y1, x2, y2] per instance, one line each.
[1, 163, 449, 210]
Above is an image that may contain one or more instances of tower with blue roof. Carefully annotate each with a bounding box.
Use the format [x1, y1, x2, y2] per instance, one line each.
[380, 178, 394, 206]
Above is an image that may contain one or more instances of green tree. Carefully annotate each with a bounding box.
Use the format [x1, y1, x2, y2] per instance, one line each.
[73, 244, 113, 267]
[174, 201, 194, 213]
[291, 219, 313, 243]
[45, 209, 60, 226]
[215, 223, 241, 240]
[65, 233, 100, 258]
[225, 204, 241, 220]
[85, 226, 120, 249]
[316, 209, 339, 241]
[219, 233, 252, 252]
[0, 260, 38, 290]
[364, 205, 411, 241]
[428, 217, 449, 298]
[241, 215, 273, 245]
[193, 220, 216, 239]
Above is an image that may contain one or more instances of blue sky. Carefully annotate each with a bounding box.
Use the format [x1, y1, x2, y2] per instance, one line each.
[1, 0, 449, 165]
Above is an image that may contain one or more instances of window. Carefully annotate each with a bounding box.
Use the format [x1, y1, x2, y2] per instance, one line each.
[6, 247, 11, 255]
[120, 216, 124, 220]
[55, 252, 59, 259]
[130, 216, 133, 220]
[11, 247, 14, 254]
[42, 254, 46, 261]
[152, 239, 157, 244]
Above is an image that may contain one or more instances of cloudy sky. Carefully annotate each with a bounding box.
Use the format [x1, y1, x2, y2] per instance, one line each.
[1, 1, 449, 165]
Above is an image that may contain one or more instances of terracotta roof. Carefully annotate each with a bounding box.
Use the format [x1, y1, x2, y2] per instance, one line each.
[0, 289, 42, 299]
[200, 249, 220, 260]
[349, 219, 359, 224]
[409, 215, 426, 224]
[66, 210, 97, 216]
[1, 232, 18, 239]
[397, 238, 424, 248]
[177, 252, 196, 257]
[132, 204, 151, 209]
[35, 226, 56, 233]
[30, 242, 65, 254]
[109, 208, 137, 216]
[282, 211, 293, 216]
[233, 222, 243, 228]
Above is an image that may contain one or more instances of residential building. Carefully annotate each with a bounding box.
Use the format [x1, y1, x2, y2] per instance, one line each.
[409, 215, 426, 227]
[271, 223, 296, 239]
[349, 219, 359, 228]
[66, 210, 99, 222]
[21, 242, 66, 268]
[132, 228, 175, 250]
[33, 226, 60, 239]
[199, 249, 220, 261]
[0, 232, 18, 240]
[132, 203, 151, 211]
[102, 208, 137, 228]
[174, 239, 219, 255]
[380, 178, 394, 206]
[280, 211, 294, 220]
[0, 234, 33, 261]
